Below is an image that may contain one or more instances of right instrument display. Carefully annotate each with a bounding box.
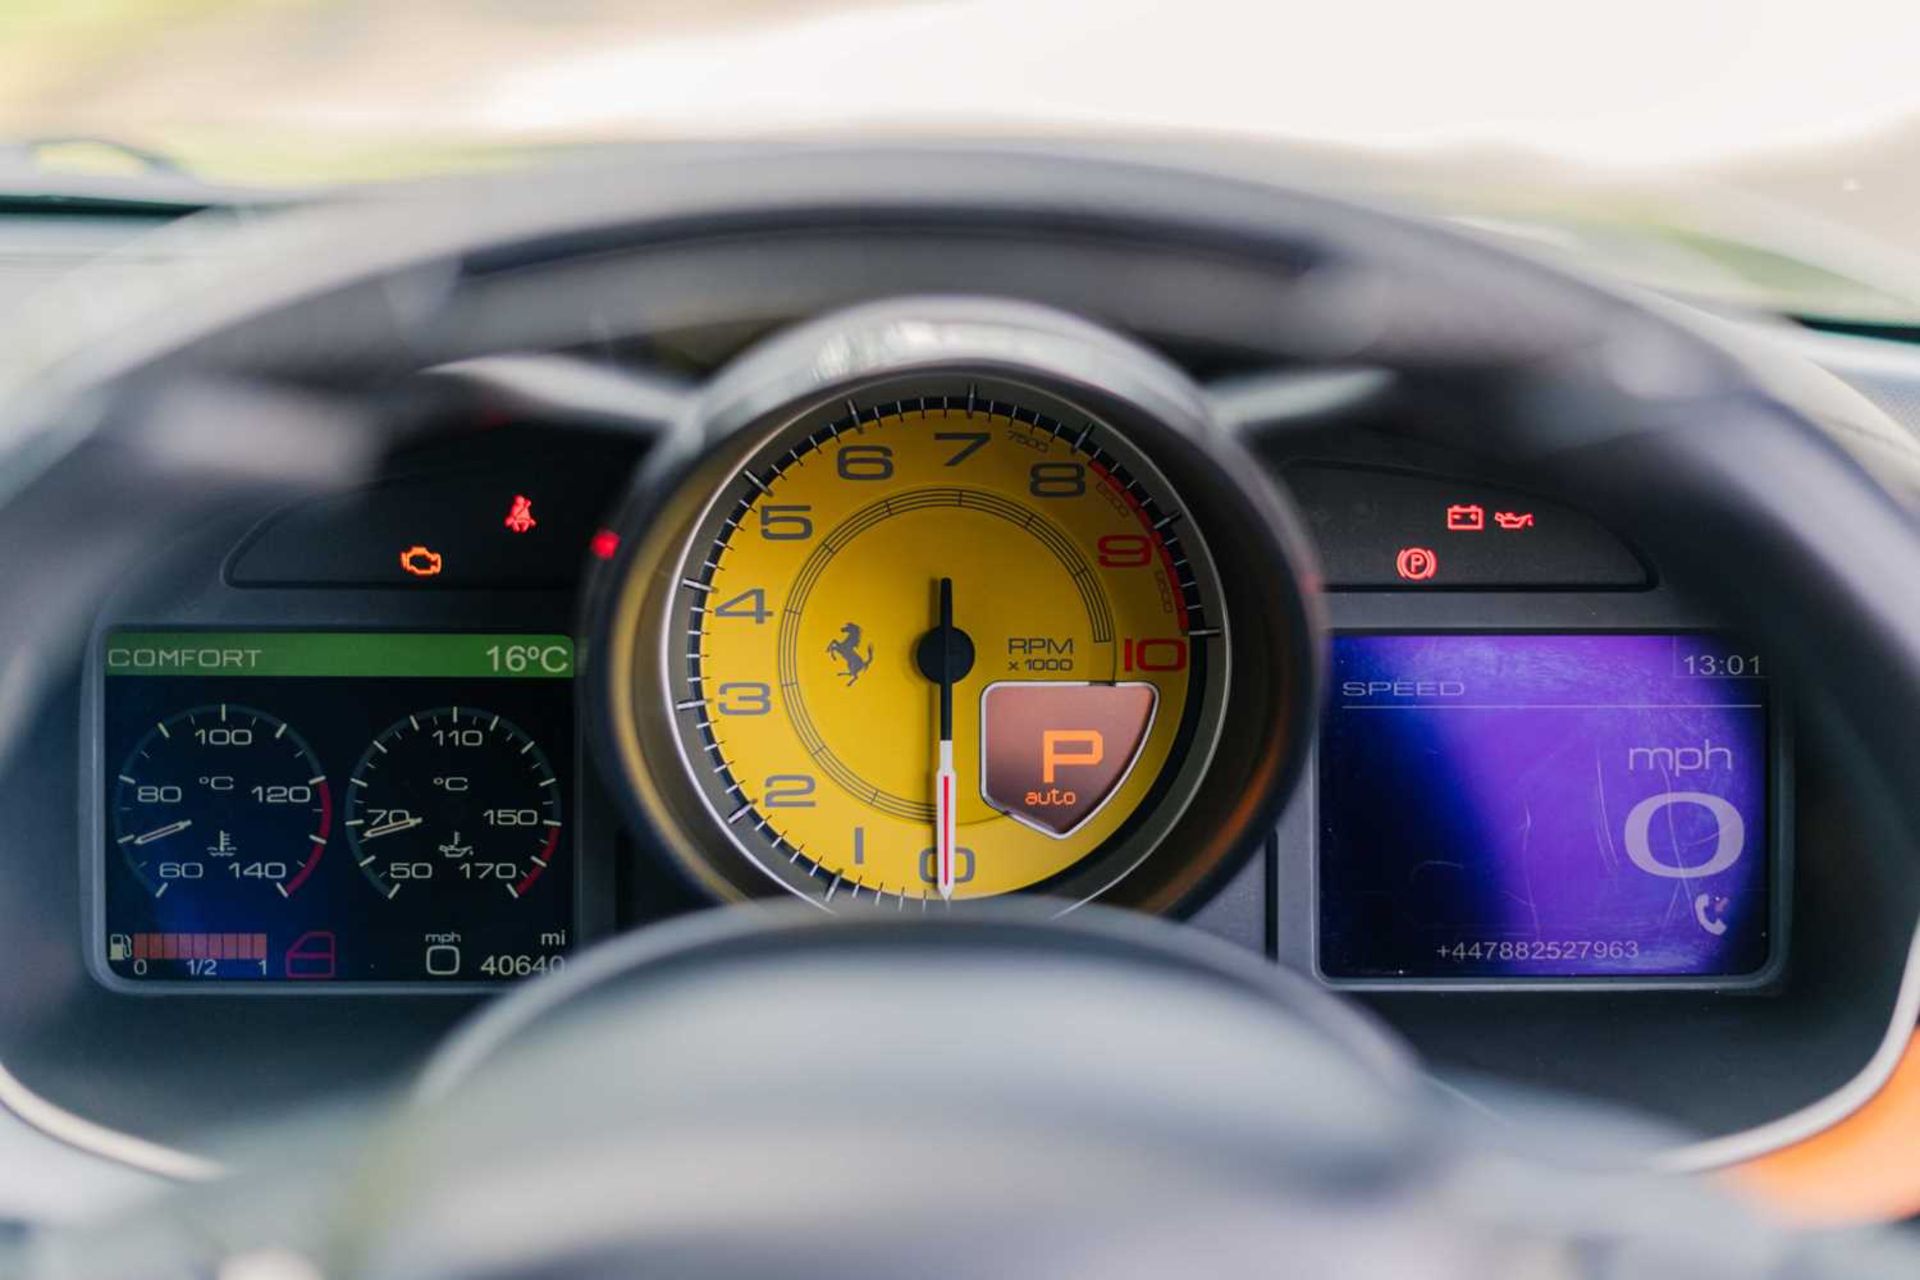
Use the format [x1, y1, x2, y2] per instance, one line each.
[1318, 633, 1778, 982]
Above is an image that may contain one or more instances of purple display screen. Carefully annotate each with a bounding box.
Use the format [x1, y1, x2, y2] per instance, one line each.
[1318, 634, 1774, 980]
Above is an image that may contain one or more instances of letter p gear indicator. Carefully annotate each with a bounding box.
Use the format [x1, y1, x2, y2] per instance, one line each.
[1041, 729, 1104, 783]
[981, 684, 1156, 837]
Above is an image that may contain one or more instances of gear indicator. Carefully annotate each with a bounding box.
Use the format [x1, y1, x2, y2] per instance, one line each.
[979, 682, 1157, 837]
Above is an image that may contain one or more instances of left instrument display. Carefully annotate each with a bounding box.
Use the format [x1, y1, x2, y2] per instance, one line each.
[96, 631, 576, 989]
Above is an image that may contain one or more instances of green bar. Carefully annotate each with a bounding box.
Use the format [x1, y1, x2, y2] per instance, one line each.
[104, 632, 573, 679]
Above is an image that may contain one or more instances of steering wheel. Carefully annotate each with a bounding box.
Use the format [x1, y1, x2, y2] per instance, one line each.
[10, 147, 1920, 1277]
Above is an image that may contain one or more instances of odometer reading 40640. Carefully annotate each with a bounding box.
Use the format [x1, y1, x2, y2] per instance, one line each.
[667, 384, 1228, 907]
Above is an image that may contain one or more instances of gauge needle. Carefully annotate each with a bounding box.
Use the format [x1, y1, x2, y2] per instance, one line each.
[935, 576, 958, 900]
[361, 814, 425, 841]
[131, 819, 191, 846]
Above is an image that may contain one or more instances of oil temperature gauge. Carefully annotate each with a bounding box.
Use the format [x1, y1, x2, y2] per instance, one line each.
[346, 707, 562, 903]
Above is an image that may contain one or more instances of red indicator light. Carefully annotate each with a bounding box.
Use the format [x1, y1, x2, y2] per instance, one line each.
[399, 545, 444, 578]
[1395, 546, 1439, 581]
[1445, 503, 1485, 532]
[503, 494, 538, 534]
[589, 528, 621, 561]
[284, 930, 337, 980]
[1493, 510, 1535, 530]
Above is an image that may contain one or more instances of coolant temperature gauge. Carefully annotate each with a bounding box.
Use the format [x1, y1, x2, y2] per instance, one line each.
[346, 707, 563, 904]
[112, 704, 331, 899]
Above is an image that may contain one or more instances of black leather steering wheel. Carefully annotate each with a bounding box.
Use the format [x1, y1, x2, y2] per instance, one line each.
[330, 903, 1898, 1280]
[8, 146, 1920, 1277]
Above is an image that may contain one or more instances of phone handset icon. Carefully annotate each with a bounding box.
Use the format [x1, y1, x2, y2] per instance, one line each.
[1693, 893, 1730, 937]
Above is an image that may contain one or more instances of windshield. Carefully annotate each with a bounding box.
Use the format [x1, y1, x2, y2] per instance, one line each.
[6, 0, 1919, 320]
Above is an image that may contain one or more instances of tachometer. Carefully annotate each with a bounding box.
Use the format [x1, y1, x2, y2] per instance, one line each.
[677, 391, 1219, 904]
[595, 301, 1320, 915]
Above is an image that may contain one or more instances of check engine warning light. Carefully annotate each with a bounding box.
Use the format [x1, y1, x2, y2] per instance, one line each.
[503, 494, 538, 534]
[980, 682, 1157, 836]
[1395, 546, 1438, 581]
[399, 544, 444, 578]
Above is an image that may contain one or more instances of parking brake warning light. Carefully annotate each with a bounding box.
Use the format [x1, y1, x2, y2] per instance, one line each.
[1395, 546, 1438, 581]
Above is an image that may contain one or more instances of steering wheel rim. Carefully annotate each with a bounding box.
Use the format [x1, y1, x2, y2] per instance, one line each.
[0, 147, 1908, 800]
[342, 905, 1649, 1279]
[306, 904, 1899, 1279]
[411, 901, 1419, 1105]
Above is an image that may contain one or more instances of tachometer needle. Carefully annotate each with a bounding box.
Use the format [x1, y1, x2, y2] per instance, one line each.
[936, 740, 957, 900]
[934, 576, 958, 900]
[131, 819, 192, 846]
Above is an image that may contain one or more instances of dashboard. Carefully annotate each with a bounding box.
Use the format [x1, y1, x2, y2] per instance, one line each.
[8, 340, 1864, 1162]
[0, 164, 1910, 1212]
[86, 411, 1781, 995]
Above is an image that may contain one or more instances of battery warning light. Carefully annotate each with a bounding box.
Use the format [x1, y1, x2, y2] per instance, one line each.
[503, 494, 538, 534]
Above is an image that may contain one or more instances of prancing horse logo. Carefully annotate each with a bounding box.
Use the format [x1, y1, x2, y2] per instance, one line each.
[827, 623, 874, 686]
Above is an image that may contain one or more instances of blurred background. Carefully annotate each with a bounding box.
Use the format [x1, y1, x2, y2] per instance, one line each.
[3, 0, 1920, 318]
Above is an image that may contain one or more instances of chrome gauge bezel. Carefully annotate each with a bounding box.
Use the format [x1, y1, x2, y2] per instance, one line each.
[664, 374, 1229, 909]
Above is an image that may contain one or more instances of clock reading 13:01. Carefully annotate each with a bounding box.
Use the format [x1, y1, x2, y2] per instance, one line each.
[1679, 650, 1764, 679]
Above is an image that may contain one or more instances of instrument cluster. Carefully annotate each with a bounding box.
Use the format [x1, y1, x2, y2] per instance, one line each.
[97, 632, 576, 988]
[57, 332, 1819, 1155]
[83, 320, 1785, 997]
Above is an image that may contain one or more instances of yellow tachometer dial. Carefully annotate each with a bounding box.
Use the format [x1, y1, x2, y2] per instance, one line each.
[669, 382, 1226, 907]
